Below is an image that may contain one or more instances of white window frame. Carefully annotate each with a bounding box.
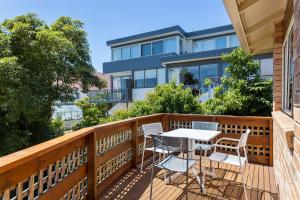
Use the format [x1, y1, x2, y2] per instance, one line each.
[111, 36, 178, 61]
[282, 17, 294, 115]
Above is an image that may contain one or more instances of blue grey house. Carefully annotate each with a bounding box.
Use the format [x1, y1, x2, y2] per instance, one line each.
[102, 25, 273, 102]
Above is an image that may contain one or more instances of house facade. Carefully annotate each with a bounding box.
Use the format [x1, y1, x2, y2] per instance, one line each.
[224, 0, 300, 199]
[103, 25, 273, 102]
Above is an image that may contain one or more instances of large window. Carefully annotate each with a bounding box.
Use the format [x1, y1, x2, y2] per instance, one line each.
[193, 34, 240, 52]
[121, 47, 130, 60]
[168, 63, 221, 86]
[113, 77, 121, 89]
[134, 69, 159, 88]
[112, 48, 121, 61]
[134, 71, 145, 88]
[259, 58, 273, 79]
[229, 34, 240, 47]
[164, 38, 177, 53]
[113, 76, 131, 89]
[145, 69, 157, 87]
[200, 64, 219, 84]
[112, 37, 178, 61]
[216, 37, 227, 49]
[130, 45, 140, 58]
[283, 25, 294, 113]
[152, 41, 163, 55]
[182, 66, 199, 85]
[157, 68, 166, 84]
[168, 68, 182, 84]
[141, 43, 151, 56]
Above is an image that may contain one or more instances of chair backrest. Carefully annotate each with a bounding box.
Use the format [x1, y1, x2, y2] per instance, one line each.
[192, 121, 218, 131]
[142, 122, 163, 137]
[238, 129, 250, 148]
[151, 135, 191, 154]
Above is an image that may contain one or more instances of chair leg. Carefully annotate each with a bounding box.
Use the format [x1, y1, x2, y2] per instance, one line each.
[241, 165, 249, 200]
[150, 152, 155, 200]
[246, 160, 253, 189]
[140, 138, 146, 173]
[211, 161, 216, 174]
[186, 171, 188, 200]
[163, 153, 167, 183]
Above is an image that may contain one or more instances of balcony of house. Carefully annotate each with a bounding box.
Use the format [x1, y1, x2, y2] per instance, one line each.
[88, 89, 132, 103]
[0, 113, 278, 200]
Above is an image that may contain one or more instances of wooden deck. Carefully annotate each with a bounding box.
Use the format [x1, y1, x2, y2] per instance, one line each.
[100, 157, 278, 200]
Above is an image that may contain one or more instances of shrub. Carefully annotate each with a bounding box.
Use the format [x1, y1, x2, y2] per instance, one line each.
[203, 48, 272, 116]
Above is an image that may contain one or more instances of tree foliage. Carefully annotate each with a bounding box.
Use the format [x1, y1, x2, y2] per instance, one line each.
[202, 48, 272, 116]
[73, 98, 110, 130]
[130, 81, 201, 116]
[0, 13, 106, 155]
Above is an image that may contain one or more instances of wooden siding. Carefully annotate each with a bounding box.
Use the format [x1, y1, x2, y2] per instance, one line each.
[0, 114, 273, 200]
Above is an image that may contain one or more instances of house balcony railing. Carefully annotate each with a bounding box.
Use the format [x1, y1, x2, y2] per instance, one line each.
[89, 89, 132, 103]
[0, 113, 273, 199]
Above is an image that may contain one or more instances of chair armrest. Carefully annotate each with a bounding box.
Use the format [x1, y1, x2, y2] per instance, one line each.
[216, 137, 240, 144]
[212, 144, 239, 150]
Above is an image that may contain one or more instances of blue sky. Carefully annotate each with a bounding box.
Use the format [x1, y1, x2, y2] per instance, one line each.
[0, 0, 231, 72]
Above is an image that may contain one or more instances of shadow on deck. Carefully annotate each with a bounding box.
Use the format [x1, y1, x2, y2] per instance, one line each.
[100, 157, 278, 200]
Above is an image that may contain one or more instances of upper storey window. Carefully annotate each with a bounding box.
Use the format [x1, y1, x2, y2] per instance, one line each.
[141, 43, 151, 56]
[112, 48, 121, 61]
[130, 45, 140, 58]
[121, 47, 130, 60]
[192, 34, 240, 53]
[111, 37, 178, 61]
[152, 41, 163, 55]
[164, 38, 177, 53]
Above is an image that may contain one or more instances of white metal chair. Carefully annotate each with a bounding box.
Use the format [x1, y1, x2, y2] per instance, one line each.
[150, 135, 200, 200]
[207, 129, 252, 200]
[140, 122, 166, 173]
[192, 121, 218, 153]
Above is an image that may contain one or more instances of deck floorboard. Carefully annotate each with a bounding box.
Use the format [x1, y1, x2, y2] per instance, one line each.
[100, 157, 278, 200]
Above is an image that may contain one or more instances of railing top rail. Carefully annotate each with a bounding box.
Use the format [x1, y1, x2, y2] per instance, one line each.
[0, 113, 165, 174]
[92, 113, 165, 129]
[166, 113, 273, 120]
[0, 127, 94, 174]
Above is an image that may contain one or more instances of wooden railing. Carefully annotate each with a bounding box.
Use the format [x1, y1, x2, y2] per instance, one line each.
[0, 113, 272, 200]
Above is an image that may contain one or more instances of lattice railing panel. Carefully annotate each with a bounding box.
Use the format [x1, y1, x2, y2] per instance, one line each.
[169, 119, 271, 164]
[137, 138, 153, 155]
[0, 147, 87, 200]
[61, 176, 87, 200]
[96, 129, 132, 155]
[96, 148, 132, 184]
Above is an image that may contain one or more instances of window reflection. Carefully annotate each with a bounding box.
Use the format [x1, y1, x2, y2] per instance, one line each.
[152, 41, 163, 55]
[145, 69, 157, 88]
[141, 43, 151, 56]
[121, 47, 130, 60]
[134, 71, 145, 88]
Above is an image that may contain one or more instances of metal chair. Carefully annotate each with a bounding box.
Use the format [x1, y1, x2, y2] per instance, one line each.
[207, 129, 252, 200]
[192, 121, 218, 153]
[140, 122, 166, 173]
[150, 135, 199, 200]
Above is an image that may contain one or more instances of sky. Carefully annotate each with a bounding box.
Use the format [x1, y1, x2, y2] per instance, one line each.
[0, 0, 231, 72]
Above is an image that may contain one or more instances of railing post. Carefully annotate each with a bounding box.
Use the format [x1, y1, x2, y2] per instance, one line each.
[269, 118, 273, 166]
[87, 130, 97, 200]
[162, 114, 169, 132]
[131, 120, 139, 168]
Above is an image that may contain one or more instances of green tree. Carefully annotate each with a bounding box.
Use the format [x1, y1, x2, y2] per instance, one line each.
[130, 81, 201, 116]
[203, 48, 272, 116]
[73, 98, 110, 130]
[0, 13, 106, 155]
